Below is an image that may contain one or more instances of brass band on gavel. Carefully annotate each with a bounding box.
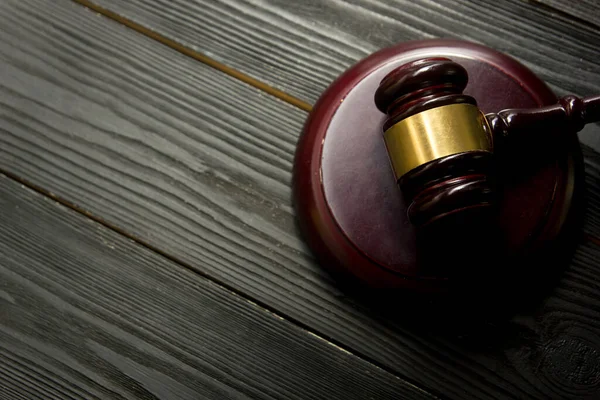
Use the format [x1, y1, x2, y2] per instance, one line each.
[383, 103, 493, 180]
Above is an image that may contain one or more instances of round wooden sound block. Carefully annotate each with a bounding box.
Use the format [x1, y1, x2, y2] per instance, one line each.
[293, 39, 582, 294]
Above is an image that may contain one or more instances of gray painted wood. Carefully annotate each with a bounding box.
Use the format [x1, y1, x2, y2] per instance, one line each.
[0, 175, 434, 400]
[582, 146, 600, 238]
[537, 0, 600, 27]
[84, 0, 600, 103]
[2, 0, 600, 399]
[84, 0, 600, 151]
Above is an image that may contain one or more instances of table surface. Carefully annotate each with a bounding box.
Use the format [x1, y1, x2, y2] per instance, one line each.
[1, 1, 599, 399]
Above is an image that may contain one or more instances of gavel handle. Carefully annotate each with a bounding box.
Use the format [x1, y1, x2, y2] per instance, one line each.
[486, 95, 600, 143]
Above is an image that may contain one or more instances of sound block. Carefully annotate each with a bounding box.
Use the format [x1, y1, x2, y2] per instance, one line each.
[293, 39, 583, 294]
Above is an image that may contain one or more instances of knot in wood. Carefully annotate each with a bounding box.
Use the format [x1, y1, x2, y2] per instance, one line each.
[540, 335, 600, 396]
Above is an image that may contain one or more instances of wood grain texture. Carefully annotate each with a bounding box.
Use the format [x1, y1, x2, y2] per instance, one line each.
[0, 175, 433, 400]
[504, 240, 600, 400]
[1, 1, 600, 399]
[83, 0, 600, 102]
[536, 0, 600, 28]
[79, 0, 600, 151]
[582, 146, 600, 238]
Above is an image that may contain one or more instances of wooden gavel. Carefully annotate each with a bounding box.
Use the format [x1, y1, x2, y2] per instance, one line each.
[374, 57, 600, 228]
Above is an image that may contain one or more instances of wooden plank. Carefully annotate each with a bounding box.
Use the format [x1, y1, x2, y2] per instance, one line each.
[80, 0, 600, 151]
[583, 146, 600, 238]
[536, 0, 600, 28]
[1, 1, 600, 399]
[504, 240, 600, 399]
[0, 175, 433, 400]
[81, 0, 600, 104]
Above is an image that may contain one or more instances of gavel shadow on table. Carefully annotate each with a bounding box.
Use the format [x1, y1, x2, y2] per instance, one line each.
[293, 40, 600, 331]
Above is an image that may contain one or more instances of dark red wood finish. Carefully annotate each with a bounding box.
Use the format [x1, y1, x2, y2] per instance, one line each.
[374, 57, 497, 230]
[375, 57, 476, 130]
[292, 39, 582, 293]
[488, 94, 600, 146]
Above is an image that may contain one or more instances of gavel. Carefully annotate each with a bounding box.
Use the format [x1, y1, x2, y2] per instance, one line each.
[375, 57, 600, 229]
[293, 40, 595, 291]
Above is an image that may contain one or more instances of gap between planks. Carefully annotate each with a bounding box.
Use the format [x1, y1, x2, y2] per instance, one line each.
[0, 169, 439, 400]
[21, 0, 600, 339]
[11, 0, 600, 394]
[70, 0, 600, 245]
[63, 0, 600, 269]
[70, 0, 313, 113]
[31, 0, 600, 346]
[70, 0, 599, 115]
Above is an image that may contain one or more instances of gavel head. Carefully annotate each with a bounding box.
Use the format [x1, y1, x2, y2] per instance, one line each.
[375, 58, 497, 230]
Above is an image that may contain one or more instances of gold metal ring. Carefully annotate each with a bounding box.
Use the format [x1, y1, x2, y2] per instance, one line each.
[383, 103, 492, 179]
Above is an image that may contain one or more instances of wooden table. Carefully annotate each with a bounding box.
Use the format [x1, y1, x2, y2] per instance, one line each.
[0, 1, 599, 399]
